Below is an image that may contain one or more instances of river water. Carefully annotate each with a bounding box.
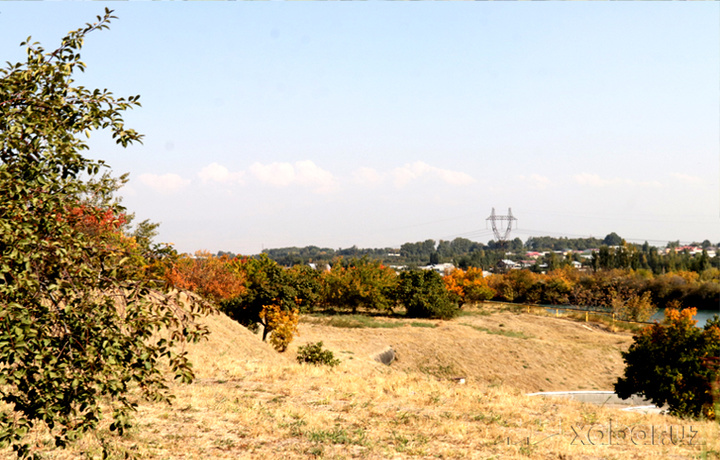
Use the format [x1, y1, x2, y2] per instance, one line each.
[541, 304, 719, 328]
[650, 309, 719, 328]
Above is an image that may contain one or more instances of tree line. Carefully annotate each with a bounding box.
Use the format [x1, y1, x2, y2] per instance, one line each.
[243, 233, 720, 275]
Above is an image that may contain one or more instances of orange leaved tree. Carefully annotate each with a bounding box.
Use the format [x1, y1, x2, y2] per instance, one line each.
[165, 251, 246, 304]
[444, 267, 494, 306]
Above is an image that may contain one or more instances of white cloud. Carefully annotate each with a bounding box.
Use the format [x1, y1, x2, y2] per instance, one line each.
[436, 168, 476, 186]
[296, 160, 338, 192]
[138, 173, 191, 194]
[671, 173, 704, 186]
[392, 161, 474, 187]
[352, 167, 385, 185]
[249, 162, 296, 187]
[249, 160, 338, 193]
[198, 162, 245, 184]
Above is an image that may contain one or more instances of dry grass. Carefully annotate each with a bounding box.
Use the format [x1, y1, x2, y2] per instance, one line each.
[6, 305, 720, 459]
[299, 304, 635, 392]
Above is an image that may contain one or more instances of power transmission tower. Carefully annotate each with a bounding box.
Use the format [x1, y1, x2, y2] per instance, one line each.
[486, 208, 518, 243]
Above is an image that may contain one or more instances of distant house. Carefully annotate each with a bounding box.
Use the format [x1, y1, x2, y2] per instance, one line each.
[666, 246, 704, 256]
[419, 263, 456, 275]
[307, 263, 331, 272]
[496, 259, 519, 273]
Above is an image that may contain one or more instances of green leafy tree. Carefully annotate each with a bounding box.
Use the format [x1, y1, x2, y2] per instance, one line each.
[286, 264, 324, 313]
[0, 11, 209, 456]
[396, 270, 459, 320]
[321, 257, 397, 314]
[603, 232, 624, 246]
[615, 308, 720, 419]
[222, 254, 300, 341]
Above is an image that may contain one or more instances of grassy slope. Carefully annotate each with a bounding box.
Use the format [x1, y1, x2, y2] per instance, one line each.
[11, 305, 720, 459]
[297, 306, 633, 392]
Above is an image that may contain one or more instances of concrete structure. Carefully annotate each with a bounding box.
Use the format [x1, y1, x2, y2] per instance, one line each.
[527, 391, 665, 414]
[373, 347, 396, 366]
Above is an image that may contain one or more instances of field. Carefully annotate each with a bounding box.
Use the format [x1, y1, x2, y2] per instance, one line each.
[10, 304, 720, 459]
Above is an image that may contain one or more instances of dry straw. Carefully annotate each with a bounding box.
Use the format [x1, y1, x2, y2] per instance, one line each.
[5, 304, 718, 459]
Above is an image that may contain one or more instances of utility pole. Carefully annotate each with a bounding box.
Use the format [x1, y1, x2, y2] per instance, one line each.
[486, 208, 518, 243]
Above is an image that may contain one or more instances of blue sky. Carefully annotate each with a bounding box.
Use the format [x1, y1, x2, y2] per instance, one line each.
[1, 3, 718, 254]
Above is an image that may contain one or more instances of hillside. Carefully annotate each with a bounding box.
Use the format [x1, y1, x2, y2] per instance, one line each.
[10, 305, 719, 459]
[295, 306, 633, 393]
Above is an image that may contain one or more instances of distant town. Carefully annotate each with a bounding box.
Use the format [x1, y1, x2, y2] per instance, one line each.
[210, 232, 719, 275]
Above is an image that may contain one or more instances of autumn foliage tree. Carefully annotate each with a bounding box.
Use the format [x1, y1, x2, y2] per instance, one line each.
[165, 251, 246, 304]
[443, 267, 494, 306]
[0, 11, 209, 456]
[259, 304, 300, 352]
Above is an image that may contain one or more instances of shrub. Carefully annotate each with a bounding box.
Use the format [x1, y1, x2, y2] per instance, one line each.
[611, 291, 657, 322]
[296, 341, 340, 367]
[261, 304, 300, 352]
[615, 307, 720, 419]
[396, 270, 459, 320]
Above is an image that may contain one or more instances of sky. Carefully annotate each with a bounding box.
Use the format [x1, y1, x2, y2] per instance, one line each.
[1, 3, 718, 254]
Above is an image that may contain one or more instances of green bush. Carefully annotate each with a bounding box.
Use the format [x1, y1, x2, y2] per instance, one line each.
[396, 270, 459, 320]
[615, 307, 720, 419]
[296, 341, 340, 367]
